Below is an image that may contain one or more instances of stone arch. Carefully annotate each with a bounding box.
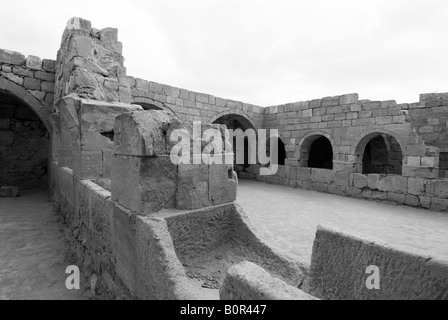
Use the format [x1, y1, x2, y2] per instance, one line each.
[0, 75, 51, 133]
[353, 130, 404, 175]
[131, 97, 175, 115]
[209, 110, 256, 131]
[299, 131, 335, 169]
[211, 112, 256, 172]
[266, 137, 287, 166]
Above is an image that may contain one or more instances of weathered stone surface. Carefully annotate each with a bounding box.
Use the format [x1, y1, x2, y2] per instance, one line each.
[25, 55, 42, 70]
[112, 155, 177, 215]
[0, 186, 19, 197]
[434, 180, 448, 199]
[176, 164, 210, 210]
[0, 49, 25, 65]
[353, 173, 368, 189]
[305, 226, 448, 300]
[407, 177, 425, 196]
[368, 174, 380, 190]
[220, 261, 317, 300]
[209, 163, 237, 206]
[114, 110, 179, 157]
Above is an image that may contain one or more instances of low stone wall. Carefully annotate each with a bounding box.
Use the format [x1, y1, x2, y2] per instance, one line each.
[50, 162, 133, 299]
[240, 166, 448, 212]
[304, 226, 448, 300]
[220, 261, 317, 300]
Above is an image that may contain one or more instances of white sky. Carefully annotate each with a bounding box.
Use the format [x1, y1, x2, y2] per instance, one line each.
[1, 0, 447, 106]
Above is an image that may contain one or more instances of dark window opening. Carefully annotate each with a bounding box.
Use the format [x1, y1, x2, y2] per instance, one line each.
[100, 131, 114, 141]
[134, 103, 163, 111]
[439, 152, 448, 178]
[308, 137, 333, 169]
[266, 138, 287, 166]
[362, 135, 402, 175]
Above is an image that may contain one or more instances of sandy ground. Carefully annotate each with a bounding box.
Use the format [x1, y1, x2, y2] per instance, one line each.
[0, 190, 89, 300]
[237, 180, 448, 265]
[2, 182, 448, 299]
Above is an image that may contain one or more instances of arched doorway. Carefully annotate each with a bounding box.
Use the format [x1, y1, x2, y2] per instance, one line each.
[358, 134, 403, 175]
[300, 135, 334, 170]
[0, 90, 49, 189]
[212, 113, 256, 173]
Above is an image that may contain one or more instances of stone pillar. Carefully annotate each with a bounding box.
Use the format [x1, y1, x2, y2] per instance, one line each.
[55, 17, 131, 104]
[111, 110, 237, 216]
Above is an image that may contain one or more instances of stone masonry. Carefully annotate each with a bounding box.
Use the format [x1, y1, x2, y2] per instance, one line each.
[1, 17, 447, 300]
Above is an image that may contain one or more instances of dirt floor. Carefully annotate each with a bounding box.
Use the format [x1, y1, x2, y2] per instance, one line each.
[0, 190, 89, 300]
[237, 180, 448, 266]
[2, 182, 448, 300]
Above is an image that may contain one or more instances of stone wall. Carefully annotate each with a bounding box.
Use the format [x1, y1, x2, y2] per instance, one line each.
[55, 17, 131, 104]
[220, 261, 316, 300]
[304, 226, 448, 300]
[238, 93, 448, 212]
[127, 76, 264, 129]
[0, 92, 49, 189]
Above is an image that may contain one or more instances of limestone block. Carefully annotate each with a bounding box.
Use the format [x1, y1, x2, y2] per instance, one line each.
[407, 156, 421, 167]
[378, 176, 394, 192]
[434, 181, 448, 199]
[0, 186, 19, 197]
[80, 99, 141, 133]
[387, 192, 406, 204]
[407, 177, 425, 196]
[339, 93, 358, 105]
[421, 157, 437, 168]
[405, 195, 420, 207]
[419, 196, 431, 209]
[353, 173, 368, 189]
[297, 167, 311, 181]
[430, 198, 448, 211]
[42, 59, 56, 72]
[403, 166, 439, 179]
[25, 55, 42, 70]
[111, 203, 137, 294]
[0, 71, 23, 85]
[35, 71, 55, 82]
[102, 151, 113, 178]
[176, 164, 211, 210]
[209, 163, 237, 206]
[73, 150, 103, 180]
[24, 77, 41, 90]
[220, 261, 317, 300]
[311, 168, 334, 184]
[81, 131, 114, 151]
[0, 49, 25, 65]
[114, 110, 182, 157]
[368, 174, 380, 190]
[112, 155, 177, 215]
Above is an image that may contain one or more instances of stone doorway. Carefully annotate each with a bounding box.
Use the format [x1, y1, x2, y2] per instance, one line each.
[0, 91, 49, 190]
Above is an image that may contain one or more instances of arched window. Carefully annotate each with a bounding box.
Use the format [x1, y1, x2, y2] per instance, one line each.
[300, 135, 334, 170]
[360, 134, 403, 175]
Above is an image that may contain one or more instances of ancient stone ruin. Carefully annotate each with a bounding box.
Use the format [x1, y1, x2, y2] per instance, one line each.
[1, 17, 447, 300]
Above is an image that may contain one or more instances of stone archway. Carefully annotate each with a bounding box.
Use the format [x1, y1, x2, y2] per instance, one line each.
[212, 113, 256, 173]
[0, 82, 50, 189]
[299, 132, 335, 170]
[355, 132, 404, 175]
